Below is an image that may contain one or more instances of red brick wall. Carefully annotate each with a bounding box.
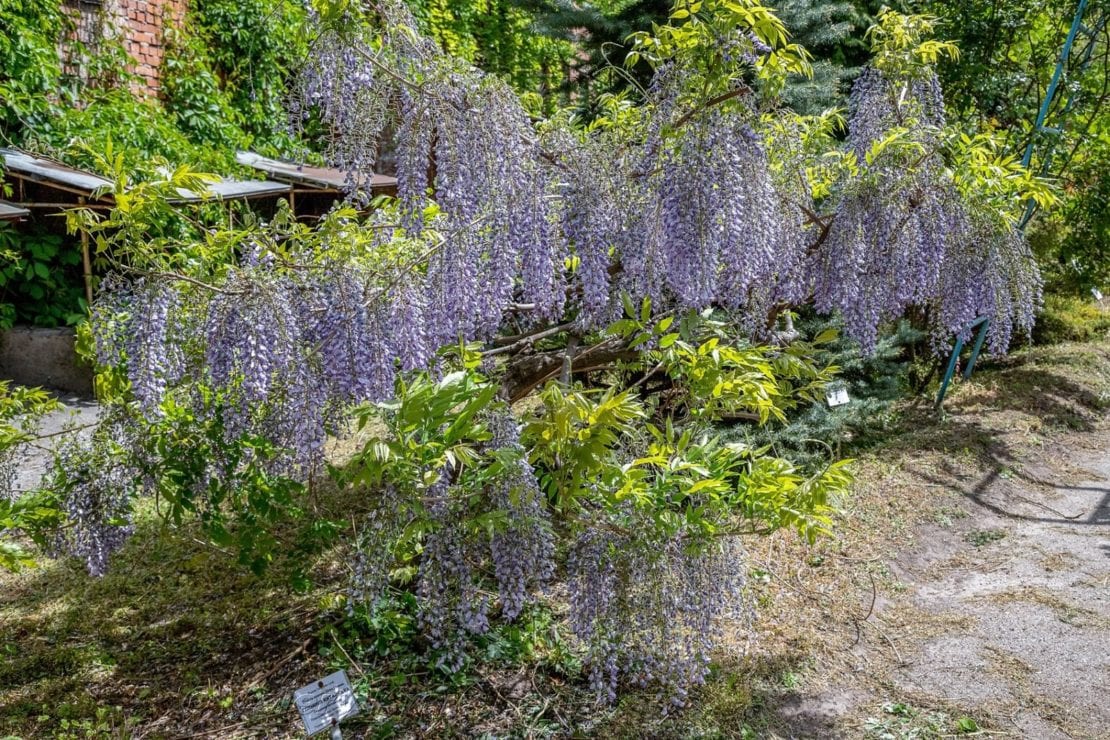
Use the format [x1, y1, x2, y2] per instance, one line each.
[60, 0, 186, 97]
[113, 0, 187, 96]
[60, 0, 106, 84]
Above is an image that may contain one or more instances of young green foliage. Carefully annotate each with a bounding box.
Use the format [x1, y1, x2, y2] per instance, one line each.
[0, 380, 59, 571]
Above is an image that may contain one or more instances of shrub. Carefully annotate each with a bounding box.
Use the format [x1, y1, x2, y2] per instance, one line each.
[1032, 294, 1110, 345]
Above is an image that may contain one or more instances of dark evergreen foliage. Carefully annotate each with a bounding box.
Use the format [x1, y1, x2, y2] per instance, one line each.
[735, 315, 928, 470]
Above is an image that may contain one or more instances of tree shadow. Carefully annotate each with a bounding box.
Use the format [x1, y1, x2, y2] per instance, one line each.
[904, 450, 1110, 529]
[873, 356, 1110, 529]
[0, 512, 326, 737]
[812, 347, 1109, 481]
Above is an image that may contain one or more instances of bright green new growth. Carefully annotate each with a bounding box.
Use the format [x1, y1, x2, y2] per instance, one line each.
[0, 381, 59, 571]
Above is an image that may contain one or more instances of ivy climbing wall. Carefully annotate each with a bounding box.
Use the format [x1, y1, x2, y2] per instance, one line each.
[60, 0, 105, 80]
[112, 0, 187, 94]
[60, 0, 187, 96]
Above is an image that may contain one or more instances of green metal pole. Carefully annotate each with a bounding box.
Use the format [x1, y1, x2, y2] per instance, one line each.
[962, 318, 991, 379]
[1019, 0, 1090, 229]
[936, 316, 991, 408]
[1022, 0, 1089, 169]
[939, 2, 1092, 407]
[935, 335, 966, 410]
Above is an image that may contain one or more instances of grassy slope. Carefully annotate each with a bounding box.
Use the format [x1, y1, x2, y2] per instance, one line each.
[2, 339, 1108, 739]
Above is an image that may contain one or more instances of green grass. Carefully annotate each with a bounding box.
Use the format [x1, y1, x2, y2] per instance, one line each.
[0, 501, 324, 737]
[862, 701, 983, 739]
[1032, 294, 1110, 346]
[966, 528, 1006, 547]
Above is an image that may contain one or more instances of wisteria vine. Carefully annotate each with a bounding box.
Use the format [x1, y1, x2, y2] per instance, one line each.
[40, 0, 1048, 707]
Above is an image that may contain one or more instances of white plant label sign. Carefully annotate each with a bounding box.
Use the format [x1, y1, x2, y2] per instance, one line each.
[826, 386, 850, 408]
[1093, 287, 1104, 302]
[294, 670, 358, 735]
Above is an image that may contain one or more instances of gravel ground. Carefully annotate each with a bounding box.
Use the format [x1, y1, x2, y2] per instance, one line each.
[774, 349, 1110, 739]
[884, 428, 1110, 739]
[12, 394, 100, 495]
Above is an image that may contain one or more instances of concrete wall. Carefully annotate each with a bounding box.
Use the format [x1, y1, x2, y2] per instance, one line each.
[0, 328, 94, 396]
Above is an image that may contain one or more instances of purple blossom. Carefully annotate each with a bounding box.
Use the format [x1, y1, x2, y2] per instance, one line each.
[487, 409, 554, 620]
[125, 281, 185, 417]
[48, 421, 137, 577]
[416, 476, 490, 672]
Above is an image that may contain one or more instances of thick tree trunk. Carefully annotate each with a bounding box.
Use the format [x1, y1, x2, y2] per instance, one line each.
[500, 336, 638, 402]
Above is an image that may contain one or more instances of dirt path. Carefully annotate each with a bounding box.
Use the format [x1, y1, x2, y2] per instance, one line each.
[11, 393, 99, 494]
[884, 428, 1110, 739]
[771, 346, 1110, 739]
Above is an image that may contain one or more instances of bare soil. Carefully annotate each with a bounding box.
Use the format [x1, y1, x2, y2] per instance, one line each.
[775, 428, 1110, 739]
[760, 343, 1110, 739]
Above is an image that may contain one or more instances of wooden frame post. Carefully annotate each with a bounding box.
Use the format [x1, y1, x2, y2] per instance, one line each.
[78, 196, 94, 307]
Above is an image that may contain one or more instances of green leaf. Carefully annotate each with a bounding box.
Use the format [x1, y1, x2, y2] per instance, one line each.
[956, 717, 980, 733]
[442, 383, 497, 444]
[685, 478, 725, 494]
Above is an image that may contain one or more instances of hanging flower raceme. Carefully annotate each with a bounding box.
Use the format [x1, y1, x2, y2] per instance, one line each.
[486, 410, 555, 620]
[567, 529, 748, 707]
[47, 419, 138, 577]
[810, 65, 1040, 353]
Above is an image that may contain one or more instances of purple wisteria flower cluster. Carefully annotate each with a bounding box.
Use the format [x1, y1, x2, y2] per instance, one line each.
[47, 421, 138, 577]
[291, 4, 388, 194]
[568, 530, 748, 707]
[347, 409, 555, 671]
[292, 0, 1039, 361]
[655, 114, 803, 316]
[67, 0, 1045, 707]
[89, 251, 445, 485]
[349, 483, 404, 611]
[416, 476, 490, 673]
[294, 1, 808, 336]
[486, 409, 555, 620]
[811, 66, 1041, 353]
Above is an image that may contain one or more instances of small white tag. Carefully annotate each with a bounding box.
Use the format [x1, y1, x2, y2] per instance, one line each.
[294, 670, 358, 736]
[825, 386, 850, 407]
[1093, 288, 1104, 302]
